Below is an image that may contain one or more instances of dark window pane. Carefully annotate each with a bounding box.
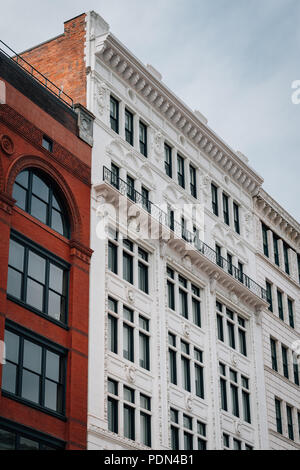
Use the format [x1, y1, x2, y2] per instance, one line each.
[49, 265, 64, 294]
[16, 171, 29, 188]
[21, 370, 40, 404]
[2, 362, 17, 394]
[123, 252, 133, 284]
[7, 268, 23, 299]
[32, 174, 49, 202]
[28, 251, 46, 283]
[138, 262, 148, 293]
[124, 405, 135, 440]
[46, 351, 60, 382]
[9, 240, 24, 271]
[139, 333, 150, 370]
[123, 324, 134, 362]
[48, 291, 65, 321]
[108, 315, 118, 354]
[26, 278, 44, 311]
[108, 397, 118, 433]
[44, 380, 60, 411]
[108, 242, 118, 274]
[0, 429, 15, 450]
[19, 437, 39, 450]
[13, 184, 27, 211]
[5, 330, 19, 363]
[140, 412, 151, 447]
[23, 340, 42, 374]
[51, 209, 64, 235]
[31, 196, 48, 224]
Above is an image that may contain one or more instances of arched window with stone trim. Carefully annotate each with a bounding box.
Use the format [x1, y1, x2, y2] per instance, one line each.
[12, 169, 70, 238]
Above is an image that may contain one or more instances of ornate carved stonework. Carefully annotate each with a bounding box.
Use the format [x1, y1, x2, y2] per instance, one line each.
[95, 81, 108, 116]
[74, 103, 95, 147]
[125, 364, 136, 383]
[0, 134, 14, 156]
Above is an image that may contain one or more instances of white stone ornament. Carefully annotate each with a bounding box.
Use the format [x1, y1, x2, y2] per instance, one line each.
[127, 289, 135, 304]
[186, 396, 193, 411]
[125, 365, 136, 383]
[96, 82, 108, 116]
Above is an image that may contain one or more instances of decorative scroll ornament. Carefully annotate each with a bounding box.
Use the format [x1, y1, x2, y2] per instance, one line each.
[182, 322, 191, 338]
[0, 135, 14, 155]
[125, 365, 136, 383]
[127, 288, 135, 304]
[186, 395, 193, 412]
[96, 82, 108, 116]
[152, 131, 163, 159]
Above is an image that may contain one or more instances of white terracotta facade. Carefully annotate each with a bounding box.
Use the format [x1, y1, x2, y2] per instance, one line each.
[85, 11, 300, 450]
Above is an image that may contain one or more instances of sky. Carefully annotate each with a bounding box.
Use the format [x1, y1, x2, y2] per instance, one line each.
[1, 0, 300, 221]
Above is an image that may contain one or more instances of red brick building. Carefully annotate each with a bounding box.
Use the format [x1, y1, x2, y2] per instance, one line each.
[0, 43, 93, 450]
[20, 14, 87, 107]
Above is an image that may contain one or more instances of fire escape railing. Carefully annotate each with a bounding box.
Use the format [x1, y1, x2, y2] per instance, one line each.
[0, 40, 74, 108]
[103, 166, 267, 301]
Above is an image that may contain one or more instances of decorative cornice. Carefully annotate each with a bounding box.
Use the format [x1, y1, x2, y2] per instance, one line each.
[0, 191, 15, 215]
[70, 240, 93, 263]
[93, 33, 263, 196]
[254, 189, 300, 249]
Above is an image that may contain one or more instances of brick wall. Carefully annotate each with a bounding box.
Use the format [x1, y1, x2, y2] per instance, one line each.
[21, 13, 87, 106]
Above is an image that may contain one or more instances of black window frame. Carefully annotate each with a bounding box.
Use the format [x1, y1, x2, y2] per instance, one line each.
[164, 143, 172, 178]
[211, 183, 219, 216]
[12, 169, 70, 238]
[125, 108, 134, 146]
[139, 121, 147, 157]
[177, 154, 185, 189]
[2, 320, 67, 419]
[233, 202, 240, 234]
[0, 417, 65, 450]
[262, 223, 269, 257]
[223, 193, 230, 226]
[7, 231, 70, 328]
[189, 164, 197, 198]
[110, 95, 119, 134]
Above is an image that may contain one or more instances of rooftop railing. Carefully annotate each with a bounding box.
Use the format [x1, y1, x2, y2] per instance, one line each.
[103, 166, 267, 301]
[0, 40, 74, 108]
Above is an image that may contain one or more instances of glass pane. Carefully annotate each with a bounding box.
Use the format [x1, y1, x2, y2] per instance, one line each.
[28, 251, 46, 283]
[46, 351, 60, 382]
[140, 394, 151, 411]
[19, 437, 39, 450]
[123, 307, 134, 322]
[48, 291, 64, 321]
[23, 340, 42, 374]
[49, 264, 65, 294]
[0, 429, 15, 449]
[15, 170, 29, 188]
[124, 386, 135, 403]
[31, 196, 47, 224]
[26, 278, 44, 311]
[21, 370, 40, 404]
[7, 268, 22, 299]
[52, 194, 61, 211]
[108, 379, 118, 395]
[2, 362, 17, 394]
[13, 184, 27, 211]
[5, 330, 19, 363]
[32, 174, 49, 202]
[44, 380, 59, 411]
[9, 240, 24, 270]
[51, 209, 64, 235]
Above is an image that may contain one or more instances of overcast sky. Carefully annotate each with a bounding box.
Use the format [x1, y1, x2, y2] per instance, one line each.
[1, 0, 299, 220]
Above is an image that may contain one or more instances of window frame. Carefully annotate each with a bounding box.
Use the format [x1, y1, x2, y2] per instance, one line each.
[2, 321, 67, 419]
[7, 231, 70, 328]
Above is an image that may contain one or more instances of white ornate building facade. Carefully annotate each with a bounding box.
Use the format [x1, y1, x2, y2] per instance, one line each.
[83, 12, 299, 450]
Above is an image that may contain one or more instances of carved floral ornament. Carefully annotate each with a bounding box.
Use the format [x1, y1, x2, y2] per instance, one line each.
[97, 38, 263, 196]
[0, 134, 14, 156]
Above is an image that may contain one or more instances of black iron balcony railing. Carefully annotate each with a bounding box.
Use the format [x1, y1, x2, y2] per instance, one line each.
[0, 40, 74, 108]
[103, 166, 267, 301]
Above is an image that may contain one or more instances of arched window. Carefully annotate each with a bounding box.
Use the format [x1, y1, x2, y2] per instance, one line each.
[12, 169, 70, 238]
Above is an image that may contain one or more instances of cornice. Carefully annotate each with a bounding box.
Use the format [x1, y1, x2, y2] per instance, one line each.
[254, 189, 300, 249]
[93, 33, 263, 197]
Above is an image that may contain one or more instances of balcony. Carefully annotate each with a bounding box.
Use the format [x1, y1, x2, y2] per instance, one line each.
[102, 166, 267, 302]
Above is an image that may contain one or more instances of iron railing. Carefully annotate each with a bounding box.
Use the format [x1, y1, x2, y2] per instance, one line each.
[0, 40, 74, 108]
[103, 166, 267, 301]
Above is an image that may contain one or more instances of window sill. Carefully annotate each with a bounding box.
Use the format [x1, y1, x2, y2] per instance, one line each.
[1, 391, 67, 421]
[7, 295, 69, 330]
